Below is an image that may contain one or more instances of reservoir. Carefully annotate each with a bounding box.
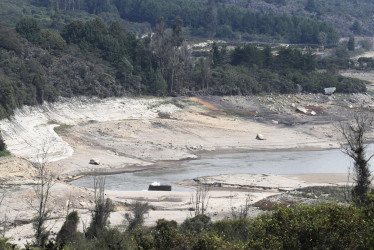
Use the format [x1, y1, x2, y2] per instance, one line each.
[72, 145, 374, 191]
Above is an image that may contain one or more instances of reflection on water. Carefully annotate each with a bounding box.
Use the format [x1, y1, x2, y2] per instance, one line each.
[72, 145, 374, 191]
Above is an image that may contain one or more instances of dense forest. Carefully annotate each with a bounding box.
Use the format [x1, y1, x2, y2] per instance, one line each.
[0, 0, 369, 120]
[222, 0, 374, 36]
[0, 15, 366, 119]
[1, 0, 340, 44]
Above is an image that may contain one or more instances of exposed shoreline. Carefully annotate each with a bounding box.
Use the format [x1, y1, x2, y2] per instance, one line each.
[0, 93, 373, 247]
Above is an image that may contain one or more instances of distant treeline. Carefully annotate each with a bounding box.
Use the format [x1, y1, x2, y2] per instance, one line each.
[0, 16, 366, 119]
[31, 0, 339, 44]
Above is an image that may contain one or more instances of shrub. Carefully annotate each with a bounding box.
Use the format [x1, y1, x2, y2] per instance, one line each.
[0, 132, 6, 152]
[180, 214, 212, 234]
[56, 211, 79, 247]
[15, 16, 41, 44]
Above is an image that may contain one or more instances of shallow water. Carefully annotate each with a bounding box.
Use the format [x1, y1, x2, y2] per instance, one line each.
[72, 145, 374, 191]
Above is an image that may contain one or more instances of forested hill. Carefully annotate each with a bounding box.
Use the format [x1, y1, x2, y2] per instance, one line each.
[0, 0, 369, 121]
[1, 0, 340, 44]
[0, 15, 367, 119]
[223, 0, 374, 37]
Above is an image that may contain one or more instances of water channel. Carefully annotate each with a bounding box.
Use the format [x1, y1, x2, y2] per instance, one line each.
[72, 145, 374, 191]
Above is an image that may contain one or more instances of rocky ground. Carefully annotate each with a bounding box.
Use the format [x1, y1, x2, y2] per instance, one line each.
[0, 91, 374, 247]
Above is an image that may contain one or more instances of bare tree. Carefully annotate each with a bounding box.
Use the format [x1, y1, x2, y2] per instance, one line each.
[27, 144, 55, 247]
[339, 111, 373, 205]
[86, 176, 113, 239]
[190, 182, 210, 217]
[0, 190, 10, 237]
[230, 194, 252, 219]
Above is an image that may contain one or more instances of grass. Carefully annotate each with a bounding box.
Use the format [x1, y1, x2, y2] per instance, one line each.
[0, 150, 11, 157]
[54, 124, 73, 133]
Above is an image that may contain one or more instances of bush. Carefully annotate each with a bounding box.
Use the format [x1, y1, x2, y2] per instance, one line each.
[246, 203, 372, 249]
[56, 211, 79, 248]
[180, 214, 212, 234]
[40, 29, 67, 51]
[124, 201, 150, 233]
[15, 16, 41, 44]
[0, 131, 6, 152]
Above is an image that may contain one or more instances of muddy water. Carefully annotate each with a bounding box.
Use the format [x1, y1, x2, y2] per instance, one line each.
[72, 145, 374, 191]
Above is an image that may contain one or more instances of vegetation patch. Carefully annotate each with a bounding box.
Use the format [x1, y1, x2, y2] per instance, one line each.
[0, 150, 11, 157]
[53, 124, 73, 133]
[293, 186, 349, 203]
[157, 112, 171, 119]
[253, 195, 296, 211]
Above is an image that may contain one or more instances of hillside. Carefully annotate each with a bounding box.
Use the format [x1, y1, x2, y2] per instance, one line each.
[224, 0, 374, 36]
[1, 0, 340, 44]
[0, 19, 368, 120]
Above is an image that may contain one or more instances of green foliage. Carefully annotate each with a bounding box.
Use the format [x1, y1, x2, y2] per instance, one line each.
[149, 69, 167, 96]
[351, 20, 362, 35]
[305, 0, 318, 12]
[86, 198, 114, 239]
[16, 17, 41, 44]
[348, 36, 355, 51]
[0, 17, 367, 121]
[213, 203, 374, 249]
[153, 219, 180, 249]
[40, 29, 66, 51]
[24, 200, 374, 249]
[105, 0, 339, 44]
[0, 26, 23, 54]
[0, 150, 11, 157]
[0, 131, 6, 152]
[124, 201, 150, 233]
[0, 238, 17, 250]
[180, 214, 212, 234]
[56, 211, 79, 248]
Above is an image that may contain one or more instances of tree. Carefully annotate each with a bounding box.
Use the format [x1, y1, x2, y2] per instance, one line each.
[56, 210, 79, 247]
[124, 201, 150, 233]
[318, 32, 328, 46]
[190, 182, 210, 216]
[305, 0, 317, 12]
[86, 176, 113, 239]
[339, 111, 373, 206]
[28, 145, 54, 247]
[212, 42, 222, 67]
[205, 0, 217, 37]
[150, 69, 167, 96]
[0, 131, 6, 152]
[172, 17, 184, 47]
[351, 20, 362, 35]
[16, 17, 41, 44]
[61, 20, 85, 44]
[40, 29, 67, 51]
[348, 36, 355, 51]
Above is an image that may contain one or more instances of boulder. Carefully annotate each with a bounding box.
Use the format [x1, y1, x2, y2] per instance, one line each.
[272, 120, 279, 124]
[256, 134, 266, 140]
[324, 87, 336, 95]
[296, 106, 307, 114]
[89, 158, 100, 165]
[310, 111, 316, 116]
